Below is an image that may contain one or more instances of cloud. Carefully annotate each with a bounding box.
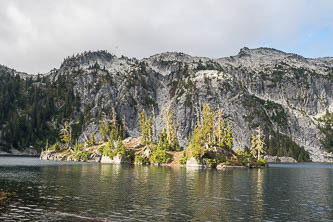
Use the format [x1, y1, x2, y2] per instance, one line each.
[0, 0, 333, 73]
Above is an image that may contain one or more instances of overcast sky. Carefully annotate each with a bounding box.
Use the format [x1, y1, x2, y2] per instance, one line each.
[1, 0, 333, 74]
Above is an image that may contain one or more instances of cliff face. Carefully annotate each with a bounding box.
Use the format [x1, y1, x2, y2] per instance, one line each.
[1, 48, 333, 162]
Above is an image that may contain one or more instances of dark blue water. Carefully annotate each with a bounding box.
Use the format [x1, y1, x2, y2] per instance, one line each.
[0, 157, 332, 221]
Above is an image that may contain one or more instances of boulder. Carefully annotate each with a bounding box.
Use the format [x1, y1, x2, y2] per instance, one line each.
[100, 155, 112, 163]
[40, 152, 48, 160]
[186, 157, 206, 168]
[143, 148, 151, 158]
[100, 154, 127, 164]
[88, 155, 101, 163]
[264, 155, 280, 162]
[264, 155, 297, 163]
[122, 137, 142, 149]
[40, 150, 56, 160]
[279, 157, 297, 163]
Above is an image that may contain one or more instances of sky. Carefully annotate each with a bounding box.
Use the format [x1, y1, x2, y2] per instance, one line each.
[1, 0, 333, 74]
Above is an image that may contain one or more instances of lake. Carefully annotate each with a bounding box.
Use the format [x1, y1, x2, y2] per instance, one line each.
[0, 157, 332, 221]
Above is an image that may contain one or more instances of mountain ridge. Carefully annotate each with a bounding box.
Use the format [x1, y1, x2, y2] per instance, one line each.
[1, 47, 333, 162]
[5, 47, 333, 76]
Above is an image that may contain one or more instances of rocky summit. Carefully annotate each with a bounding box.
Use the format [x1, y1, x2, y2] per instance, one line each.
[1, 47, 333, 162]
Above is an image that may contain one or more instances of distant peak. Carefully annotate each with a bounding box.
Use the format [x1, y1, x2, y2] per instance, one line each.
[148, 51, 192, 61]
[64, 50, 115, 62]
[238, 47, 287, 56]
[60, 50, 116, 69]
[231, 47, 293, 62]
[238, 47, 251, 56]
[256, 47, 287, 54]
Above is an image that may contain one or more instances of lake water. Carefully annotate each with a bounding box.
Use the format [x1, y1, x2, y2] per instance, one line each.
[0, 157, 332, 221]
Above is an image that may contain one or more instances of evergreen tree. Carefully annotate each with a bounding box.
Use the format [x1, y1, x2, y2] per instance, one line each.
[73, 139, 82, 152]
[214, 109, 226, 147]
[157, 129, 167, 150]
[111, 108, 118, 139]
[187, 103, 234, 162]
[319, 111, 333, 153]
[250, 134, 257, 158]
[202, 104, 215, 144]
[163, 108, 180, 151]
[99, 113, 110, 142]
[191, 124, 205, 161]
[255, 127, 265, 160]
[138, 110, 152, 145]
[60, 121, 72, 148]
[103, 134, 114, 156]
[250, 127, 265, 160]
[87, 132, 96, 146]
[226, 120, 233, 150]
[122, 115, 127, 139]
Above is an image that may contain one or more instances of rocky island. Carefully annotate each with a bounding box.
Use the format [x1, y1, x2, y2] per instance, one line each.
[40, 105, 268, 168]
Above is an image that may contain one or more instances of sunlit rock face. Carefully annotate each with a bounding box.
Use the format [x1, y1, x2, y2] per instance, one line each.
[2, 48, 333, 162]
[100, 154, 126, 164]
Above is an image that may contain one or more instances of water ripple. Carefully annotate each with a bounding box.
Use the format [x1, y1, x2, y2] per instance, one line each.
[0, 158, 332, 221]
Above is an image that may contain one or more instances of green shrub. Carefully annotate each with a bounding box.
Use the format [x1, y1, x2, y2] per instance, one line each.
[256, 158, 267, 166]
[134, 154, 150, 164]
[49, 143, 58, 151]
[87, 133, 96, 146]
[102, 139, 113, 156]
[134, 155, 143, 162]
[73, 140, 84, 153]
[216, 154, 227, 164]
[191, 144, 205, 163]
[205, 158, 217, 167]
[233, 149, 253, 166]
[240, 158, 249, 166]
[179, 152, 189, 164]
[75, 151, 91, 161]
[220, 160, 231, 166]
[97, 145, 104, 155]
[150, 149, 170, 164]
[109, 138, 127, 159]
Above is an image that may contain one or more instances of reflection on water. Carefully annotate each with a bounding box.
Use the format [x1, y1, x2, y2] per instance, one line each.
[0, 158, 332, 221]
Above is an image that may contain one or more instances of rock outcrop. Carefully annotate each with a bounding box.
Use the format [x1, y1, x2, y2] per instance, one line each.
[279, 157, 298, 163]
[186, 157, 206, 168]
[100, 154, 127, 164]
[264, 155, 298, 163]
